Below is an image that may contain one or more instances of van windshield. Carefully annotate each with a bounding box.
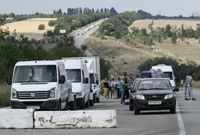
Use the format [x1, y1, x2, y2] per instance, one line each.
[66, 69, 81, 82]
[13, 65, 57, 83]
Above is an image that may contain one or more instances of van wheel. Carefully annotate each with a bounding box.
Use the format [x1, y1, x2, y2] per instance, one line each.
[70, 100, 77, 110]
[85, 100, 89, 108]
[80, 97, 85, 109]
[89, 99, 94, 106]
[96, 98, 99, 103]
[57, 99, 62, 110]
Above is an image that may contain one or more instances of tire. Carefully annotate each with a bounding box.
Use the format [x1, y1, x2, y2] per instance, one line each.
[134, 106, 140, 115]
[89, 99, 94, 106]
[85, 100, 89, 108]
[57, 99, 62, 110]
[96, 98, 100, 103]
[170, 105, 176, 114]
[80, 97, 85, 109]
[129, 100, 134, 111]
[70, 101, 77, 110]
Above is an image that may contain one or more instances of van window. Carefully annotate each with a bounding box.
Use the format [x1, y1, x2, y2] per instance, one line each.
[66, 69, 81, 82]
[163, 72, 173, 80]
[13, 65, 57, 83]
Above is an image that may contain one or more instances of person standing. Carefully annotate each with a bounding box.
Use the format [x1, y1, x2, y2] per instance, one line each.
[118, 77, 125, 104]
[103, 78, 109, 99]
[185, 73, 196, 100]
[111, 78, 117, 99]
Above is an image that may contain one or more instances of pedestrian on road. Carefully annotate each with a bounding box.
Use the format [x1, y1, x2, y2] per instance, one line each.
[103, 78, 109, 99]
[116, 78, 121, 99]
[185, 73, 196, 100]
[111, 78, 117, 99]
[118, 77, 125, 104]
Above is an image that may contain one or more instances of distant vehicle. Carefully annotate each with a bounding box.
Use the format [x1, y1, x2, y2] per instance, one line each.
[151, 64, 176, 88]
[141, 70, 157, 78]
[11, 60, 72, 110]
[129, 78, 178, 115]
[62, 58, 92, 109]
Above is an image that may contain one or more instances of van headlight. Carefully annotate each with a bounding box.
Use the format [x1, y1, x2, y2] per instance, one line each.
[164, 94, 174, 99]
[12, 88, 17, 99]
[136, 95, 145, 100]
[50, 88, 55, 98]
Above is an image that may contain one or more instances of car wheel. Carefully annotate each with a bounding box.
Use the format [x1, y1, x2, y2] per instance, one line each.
[129, 100, 134, 111]
[170, 105, 176, 114]
[134, 106, 140, 115]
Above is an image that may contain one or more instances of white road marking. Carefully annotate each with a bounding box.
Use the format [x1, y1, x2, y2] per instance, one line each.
[176, 102, 186, 135]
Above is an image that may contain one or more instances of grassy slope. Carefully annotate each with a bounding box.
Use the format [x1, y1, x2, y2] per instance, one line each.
[0, 84, 10, 107]
[86, 35, 200, 76]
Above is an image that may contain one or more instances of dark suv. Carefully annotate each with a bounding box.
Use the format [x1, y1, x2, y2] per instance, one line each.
[129, 78, 178, 115]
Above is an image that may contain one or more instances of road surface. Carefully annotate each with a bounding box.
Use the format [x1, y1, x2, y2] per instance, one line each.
[1, 89, 200, 135]
[73, 19, 106, 56]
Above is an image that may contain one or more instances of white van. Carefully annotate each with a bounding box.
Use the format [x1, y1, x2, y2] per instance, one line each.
[62, 58, 91, 109]
[10, 60, 72, 110]
[151, 64, 176, 88]
[84, 56, 101, 103]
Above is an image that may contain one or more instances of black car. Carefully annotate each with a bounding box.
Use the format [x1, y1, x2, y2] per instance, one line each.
[129, 78, 178, 115]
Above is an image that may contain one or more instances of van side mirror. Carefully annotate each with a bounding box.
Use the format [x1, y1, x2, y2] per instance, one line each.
[59, 75, 65, 84]
[173, 87, 179, 92]
[84, 78, 89, 84]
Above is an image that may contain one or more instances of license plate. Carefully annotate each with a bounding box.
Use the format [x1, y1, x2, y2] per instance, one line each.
[148, 101, 162, 105]
[27, 106, 40, 110]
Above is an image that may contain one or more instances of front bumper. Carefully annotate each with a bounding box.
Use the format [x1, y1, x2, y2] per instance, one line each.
[134, 98, 176, 110]
[11, 99, 59, 110]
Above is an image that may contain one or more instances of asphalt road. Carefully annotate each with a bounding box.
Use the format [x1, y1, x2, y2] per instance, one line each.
[1, 89, 200, 135]
[74, 19, 106, 56]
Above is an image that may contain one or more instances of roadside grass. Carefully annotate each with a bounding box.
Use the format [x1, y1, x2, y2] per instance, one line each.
[0, 84, 11, 107]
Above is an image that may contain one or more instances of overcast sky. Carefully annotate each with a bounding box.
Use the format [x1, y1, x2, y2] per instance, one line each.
[0, 0, 200, 16]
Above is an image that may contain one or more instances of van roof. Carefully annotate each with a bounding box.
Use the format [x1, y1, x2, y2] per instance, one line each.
[15, 60, 60, 66]
[151, 64, 173, 72]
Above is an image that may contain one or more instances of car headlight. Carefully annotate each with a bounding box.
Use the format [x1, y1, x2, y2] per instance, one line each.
[164, 94, 174, 99]
[12, 88, 17, 99]
[136, 95, 145, 100]
[50, 87, 55, 98]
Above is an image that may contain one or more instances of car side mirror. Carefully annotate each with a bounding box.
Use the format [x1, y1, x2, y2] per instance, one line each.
[84, 78, 89, 84]
[59, 75, 65, 84]
[173, 87, 179, 92]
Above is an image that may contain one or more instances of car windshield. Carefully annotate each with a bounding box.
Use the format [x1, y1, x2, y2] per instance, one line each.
[13, 65, 57, 83]
[138, 80, 171, 90]
[66, 69, 81, 82]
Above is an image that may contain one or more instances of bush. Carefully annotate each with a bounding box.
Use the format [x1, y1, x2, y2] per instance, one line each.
[38, 24, 45, 30]
[0, 85, 10, 107]
[48, 21, 56, 26]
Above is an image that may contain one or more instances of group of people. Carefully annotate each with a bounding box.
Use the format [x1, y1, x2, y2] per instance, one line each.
[181, 73, 196, 100]
[101, 73, 134, 104]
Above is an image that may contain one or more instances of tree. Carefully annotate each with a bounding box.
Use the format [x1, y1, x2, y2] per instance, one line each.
[110, 7, 117, 15]
[171, 32, 177, 44]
